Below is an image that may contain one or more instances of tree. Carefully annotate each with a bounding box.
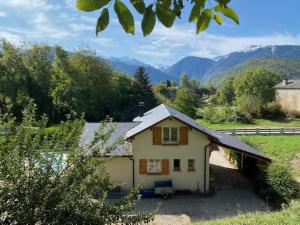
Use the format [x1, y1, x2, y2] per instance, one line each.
[215, 77, 235, 105]
[174, 87, 198, 118]
[0, 103, 153, 224]
[23, 45, 53, 118]
[179, 74, 191, 89]
[0, 41, 30, 119]
[76, 0, 239, 36]
[69, 48, 114, 121]
[233, 67, 281, 107]
[132, 66, 157, 112]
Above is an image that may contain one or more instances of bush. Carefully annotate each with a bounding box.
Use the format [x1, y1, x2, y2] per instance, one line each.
[264, 163, 299, 202]
[261, 101, 286, 119]
[200, 106, 251, 124]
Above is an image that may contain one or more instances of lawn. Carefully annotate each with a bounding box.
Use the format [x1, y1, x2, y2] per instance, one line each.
[238, 135, 300, 162]
[193, 200, 300, 225]
[197, 118, 300, 130]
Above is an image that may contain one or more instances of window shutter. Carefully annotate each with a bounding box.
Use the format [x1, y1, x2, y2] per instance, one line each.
[180, 127, 189, 145]
[161, 159, 169, 175]
[153, 127, 162, 145]
[139, 159, 147, 175]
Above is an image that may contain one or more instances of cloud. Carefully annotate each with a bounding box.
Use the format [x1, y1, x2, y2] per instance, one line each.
[30, 13, 73, 39]
[0, 0, 58, 11]
[139, 24, 300, 63]
[0, 11, 7, 17]
[0, 31, 23, 45]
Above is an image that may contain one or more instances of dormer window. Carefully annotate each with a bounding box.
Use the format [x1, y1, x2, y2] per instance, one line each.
[162, 127, 179, 144]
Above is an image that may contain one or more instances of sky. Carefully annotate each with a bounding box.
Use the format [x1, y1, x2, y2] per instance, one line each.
[0, 0, 300, 66]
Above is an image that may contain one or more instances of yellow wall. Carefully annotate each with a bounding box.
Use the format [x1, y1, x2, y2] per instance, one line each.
[105, 157, 133, 190]
[276, 89, 300, 112]
[132, 118, 210, 191]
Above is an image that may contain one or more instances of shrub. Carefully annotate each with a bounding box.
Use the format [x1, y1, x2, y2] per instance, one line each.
[265, 163, 299, 202]
[261, 101, 286, 119]
[200, 106, 251, 124]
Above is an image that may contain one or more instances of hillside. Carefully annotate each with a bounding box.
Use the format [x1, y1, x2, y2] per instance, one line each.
[166, 56, 214, 81]
[108, 57, 177, 83]
[210, 58, 300, 86]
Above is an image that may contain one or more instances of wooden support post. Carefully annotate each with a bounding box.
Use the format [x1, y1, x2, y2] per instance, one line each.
[241, 153, 244, 174]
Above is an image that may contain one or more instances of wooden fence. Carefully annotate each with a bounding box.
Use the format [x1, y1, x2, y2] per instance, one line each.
[217, 128, 300, 135]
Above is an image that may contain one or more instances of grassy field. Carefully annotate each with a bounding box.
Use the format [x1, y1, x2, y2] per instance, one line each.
[238, 135, 300, 162]
[197, 118, 300, 130]
[193, 201, 300, 225]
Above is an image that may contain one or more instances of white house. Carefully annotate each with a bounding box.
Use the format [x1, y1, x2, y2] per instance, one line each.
[82, 104, 270, 192]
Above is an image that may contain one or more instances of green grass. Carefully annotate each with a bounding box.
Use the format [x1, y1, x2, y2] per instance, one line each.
[192, 201, 300, 225]
[238, 135, 300, 162]
[197, 118, 300, 130]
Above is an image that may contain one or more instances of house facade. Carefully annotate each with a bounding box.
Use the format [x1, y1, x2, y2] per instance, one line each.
[82, 104, 270, 192]
[274, 79, 300, 113]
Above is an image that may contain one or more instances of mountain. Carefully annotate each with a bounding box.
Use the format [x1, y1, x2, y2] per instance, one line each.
[210, 58, 300, 86]
[166, 45, 300, 83]
[166, 56, 214, 80]
[108, 57, 177, 83]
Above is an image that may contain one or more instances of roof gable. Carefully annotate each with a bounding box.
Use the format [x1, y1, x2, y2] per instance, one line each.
[126, 104, 270, 161]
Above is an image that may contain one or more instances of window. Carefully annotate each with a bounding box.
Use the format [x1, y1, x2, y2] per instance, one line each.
[148, 159, 161, 173]
[173, 159, 180, 171]
[188, 159, 195, 171]
[162, 127, 178, 144]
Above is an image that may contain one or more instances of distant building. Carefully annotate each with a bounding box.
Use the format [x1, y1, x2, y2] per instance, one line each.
[274, 79, 300, 112]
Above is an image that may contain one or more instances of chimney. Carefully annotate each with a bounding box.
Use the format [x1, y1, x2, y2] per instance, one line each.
[138, 102, 145, 117]
[283, 78, 288, 85]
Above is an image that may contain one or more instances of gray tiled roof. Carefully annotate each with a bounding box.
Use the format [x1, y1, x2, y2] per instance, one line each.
[127, 104, 270, 161]
[81, 122, 140, 156]
[274, 80, 300, 89]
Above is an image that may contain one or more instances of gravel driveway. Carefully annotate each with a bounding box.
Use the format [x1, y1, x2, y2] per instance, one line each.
[133, 151, 268, 225]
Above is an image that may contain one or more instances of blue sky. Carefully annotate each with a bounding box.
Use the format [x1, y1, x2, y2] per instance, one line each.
[0, 0, 300, 66]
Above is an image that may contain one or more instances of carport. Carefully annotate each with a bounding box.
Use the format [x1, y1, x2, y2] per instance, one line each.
[205, 131, 271, 191]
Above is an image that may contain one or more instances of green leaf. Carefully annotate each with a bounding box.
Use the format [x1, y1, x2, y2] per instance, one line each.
[130, 0, 146, 14]
[189, 1, 205, 22]
[214, 5, 239, 24]
[141, 5, 156, 36]
[196, 9, 213, 34]
[114, 0, 135, 34]
[162, 0, 172, 8]
[96, 8, 109, 35]
[76, 0, 111, 12]
[214, 14, 222, 25]
[156, 3, 176, 28]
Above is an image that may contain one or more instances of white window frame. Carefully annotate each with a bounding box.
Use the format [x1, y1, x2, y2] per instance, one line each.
[188, 159, 195, 171]
[147, 159, 161, 173]
[162, 127, 179, 144]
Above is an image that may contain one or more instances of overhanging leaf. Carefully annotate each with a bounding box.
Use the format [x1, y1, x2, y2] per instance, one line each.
[130, 0, 146, 14]
[141, 5, 156, 36]
[96, 8, 109, 35]
[76, 0, 111, 12]
[214, 14, 222, 25]
[156, 3, 176, 28]
[214, 5, 239, 24]
[114, 0, 135, 34]
[196, 9, 213, 34]
[189, 1, 205, 22]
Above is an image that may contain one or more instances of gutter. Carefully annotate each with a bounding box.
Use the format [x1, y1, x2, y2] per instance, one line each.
[204, 144, 211, 192]
[129, 156, 135, 187]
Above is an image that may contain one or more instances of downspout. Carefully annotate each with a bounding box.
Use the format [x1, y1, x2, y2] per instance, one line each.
[129, 156, 135, 187]
[204, 144, 211, 192]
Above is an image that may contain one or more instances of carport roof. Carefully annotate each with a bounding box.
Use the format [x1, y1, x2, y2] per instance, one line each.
[127, 104, 271, 161]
